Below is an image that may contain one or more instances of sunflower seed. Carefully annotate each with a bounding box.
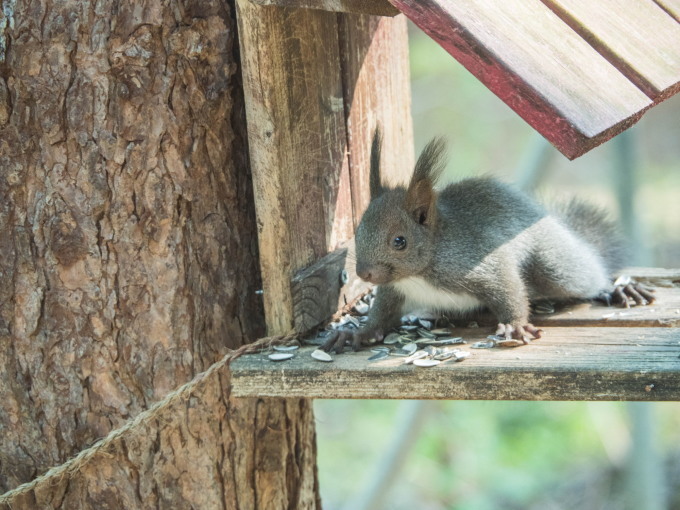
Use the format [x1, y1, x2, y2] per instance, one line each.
[419, 337, 465, 346]
[368, 351, 389, 362]
[311, 349, 333, 362]
[401, 342, 418, 354]
[496, 339, 524, 347]
[268, 353, 294, 361]
[533, 301, 555, 314]
[404, 350, 429, 364]
[346, 315, 361, 328]
[471, 340, 496, 349]
[452, 350, 470, 361]
[371, 346, 390, 353]
[274, 344, 300, 352]
[417, 328, 436, 339]
[433, 350, 454, 361]
[400, 325, 419, 331]
[354, 301, 370, 315]
[413, 358, 441, 367]
[384, 333, 400, 344]
[430, 328, 452, 336]
[418, 319, 433, 329]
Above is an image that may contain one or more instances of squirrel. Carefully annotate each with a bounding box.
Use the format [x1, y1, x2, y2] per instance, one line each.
[323, 130, 655, 353]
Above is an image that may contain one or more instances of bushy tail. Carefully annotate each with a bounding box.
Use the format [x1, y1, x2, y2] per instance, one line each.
[554, 200, 628, 274]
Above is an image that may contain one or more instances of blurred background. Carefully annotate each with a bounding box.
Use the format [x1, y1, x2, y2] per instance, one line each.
[315, 22, 680, 510]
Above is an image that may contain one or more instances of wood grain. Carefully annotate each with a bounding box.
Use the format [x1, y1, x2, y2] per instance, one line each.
[237, 1, 351, 334]
[541, 0, 680, 102]
[250, 0, 400, 15]
[231, 327, 680, 400]
[339, 13, 415, 222]
[654, 0, 680, 21]
[388, 0, 653, 159]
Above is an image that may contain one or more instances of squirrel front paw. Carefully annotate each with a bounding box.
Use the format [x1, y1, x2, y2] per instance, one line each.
[495, 322, 543, 345]
[598, 276, 655, 308]
[322, 327, 385, 354]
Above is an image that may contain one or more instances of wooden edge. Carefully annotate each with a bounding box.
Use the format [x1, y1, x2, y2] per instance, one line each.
[230, 327, 680, 401]
[248, 0, 400, 16]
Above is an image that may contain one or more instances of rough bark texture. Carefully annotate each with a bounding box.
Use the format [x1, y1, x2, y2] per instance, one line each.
[0, 0, 319, 506]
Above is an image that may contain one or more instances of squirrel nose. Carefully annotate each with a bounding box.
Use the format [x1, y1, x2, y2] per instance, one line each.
[357, 268, 372, 282]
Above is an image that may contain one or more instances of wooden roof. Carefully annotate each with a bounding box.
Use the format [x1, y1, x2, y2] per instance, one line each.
[254, 0, 680, 159]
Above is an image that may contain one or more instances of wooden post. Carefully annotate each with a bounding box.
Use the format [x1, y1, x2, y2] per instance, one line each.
[236, 0, 414, 505]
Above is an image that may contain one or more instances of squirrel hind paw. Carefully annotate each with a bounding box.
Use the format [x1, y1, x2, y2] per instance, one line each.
[602, 281, 656, 308]
[322, 330, 350, 354]
[495, 323, 542, 344]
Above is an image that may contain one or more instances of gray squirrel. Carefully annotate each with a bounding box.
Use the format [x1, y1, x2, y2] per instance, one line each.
[323, 130, 655, 353]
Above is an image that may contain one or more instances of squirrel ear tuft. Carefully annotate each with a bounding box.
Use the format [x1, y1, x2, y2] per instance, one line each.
[405, 137, 447, 225]
[369, 127, 384, 200]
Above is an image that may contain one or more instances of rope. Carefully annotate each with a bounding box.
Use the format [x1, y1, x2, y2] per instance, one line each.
[0, 332, 298, 505]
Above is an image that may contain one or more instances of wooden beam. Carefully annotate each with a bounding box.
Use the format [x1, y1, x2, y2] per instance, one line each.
[541, 0, 680, 102]
[237, 1, 351, 333]
[230, 327, 680, 400]
[388, 0, 653, 159]
[249, 0, 400, 16]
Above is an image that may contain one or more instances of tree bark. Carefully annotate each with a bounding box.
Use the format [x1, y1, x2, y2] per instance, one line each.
[0, 0, 320, 507]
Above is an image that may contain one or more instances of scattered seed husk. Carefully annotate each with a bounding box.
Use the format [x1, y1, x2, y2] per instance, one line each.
[311, 349, 333, 362]
[354, 301, 370, 315]
[471, 340, 496, 349]
[533, 302, 555, 314]
[389, 350, 409, 357]
[274, 344, 299, 352]
[268, 352, 294, 361]
[418, 319, 433, 329]
[368, 351, 389, 362]
[417, 328, 436, 339]
[345, 315, 360, 328]
[413, 358, 441, 367]
[419, 337, 465, 346]
[400, 325, 419, 331]
[371, 346, 390, 353]
[452, 350, 470, 361]
[401, 342, 417, 354]
[496, 339, 524, 347]
[433, 350, 455, 361]
[403, 350, 429, 364]
[430, 328, 452, 336]
[384, 333, 400, 344]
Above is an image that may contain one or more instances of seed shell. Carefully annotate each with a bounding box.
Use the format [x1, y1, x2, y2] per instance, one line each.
[268, 352, 294, 361]
[403, 350, 429, 364]
[368, 351, 389, 362]
[401, 342, 418, 354]
[311, 349, 333, 362]
[384, 333, 400, 345]
[413, 358, 441, 367]
[471, 340, 496, 349]
[274, 344, 299, 352]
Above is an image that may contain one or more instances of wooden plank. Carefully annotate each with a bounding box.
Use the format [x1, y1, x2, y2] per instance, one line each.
[654, 0, 680, 21]
[237, 1, 352, 333]
[541, 0, 680, 102]
[230, 327, 680, 400]
[338, 13, 415, 222]
[250, 0, 400, 16]
[387, 0, 653, 159]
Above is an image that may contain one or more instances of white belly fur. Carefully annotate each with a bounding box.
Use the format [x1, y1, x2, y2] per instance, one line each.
[392, 276, 483, 314]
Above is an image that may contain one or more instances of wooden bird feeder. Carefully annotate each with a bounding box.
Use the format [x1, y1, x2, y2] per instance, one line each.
[236, 0, 680, 400]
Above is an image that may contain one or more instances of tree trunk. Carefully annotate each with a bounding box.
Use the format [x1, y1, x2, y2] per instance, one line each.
[0, 0, 320, 507]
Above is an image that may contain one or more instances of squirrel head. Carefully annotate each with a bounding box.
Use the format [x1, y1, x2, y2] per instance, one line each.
[355, 130, 447, 285]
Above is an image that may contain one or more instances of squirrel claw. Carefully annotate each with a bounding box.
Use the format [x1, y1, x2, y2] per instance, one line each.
[495, 323, 542, 344]
[600, 279, 655, 308]
[321, 328, 384, 354]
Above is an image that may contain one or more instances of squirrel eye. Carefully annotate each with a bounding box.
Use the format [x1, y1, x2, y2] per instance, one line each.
[392, 236, 407, 250]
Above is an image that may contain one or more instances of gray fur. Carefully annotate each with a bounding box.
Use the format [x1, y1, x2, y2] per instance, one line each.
[355, 139, 626, 336]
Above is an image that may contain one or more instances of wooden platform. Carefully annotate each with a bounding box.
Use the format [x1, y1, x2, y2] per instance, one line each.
[231, 269, 680, 401]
